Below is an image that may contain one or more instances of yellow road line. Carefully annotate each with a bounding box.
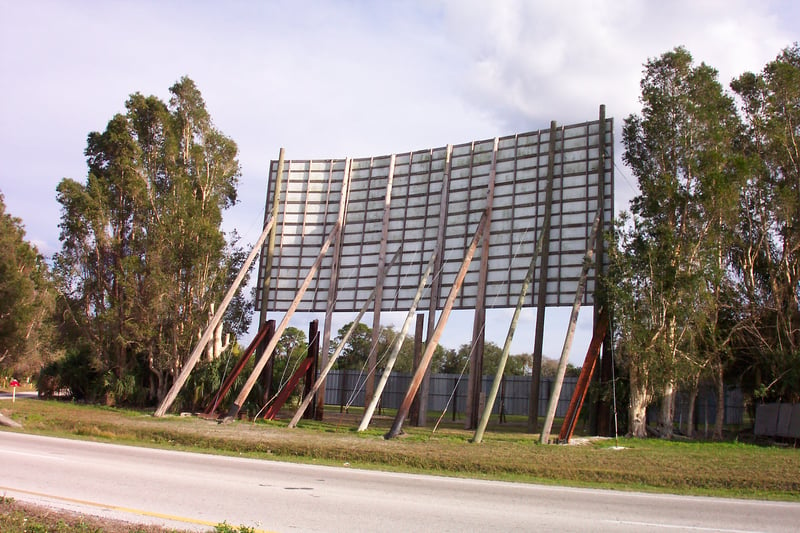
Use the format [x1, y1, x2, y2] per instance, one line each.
[0, 485, 274, 533]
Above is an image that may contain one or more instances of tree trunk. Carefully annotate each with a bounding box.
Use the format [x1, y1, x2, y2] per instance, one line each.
[713, 362, 725, 440]
[685, 379, 698, 439]
[657, 381, 675, 439]
[628, 367, 649, 438]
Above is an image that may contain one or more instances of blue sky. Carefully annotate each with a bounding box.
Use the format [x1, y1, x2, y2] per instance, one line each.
[1, 0, 797, 363]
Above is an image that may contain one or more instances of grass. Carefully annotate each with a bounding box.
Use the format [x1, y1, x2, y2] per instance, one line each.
[0, 495, 188, 533]
[2, 398, 799, 503]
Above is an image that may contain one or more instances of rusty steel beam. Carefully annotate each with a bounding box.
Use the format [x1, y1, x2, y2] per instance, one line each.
[263, 355, 316, 420]
[558, 311, 609, 443]
[385, 213, 487, 439]
[303, 320, 319, 419]
[202, 319, 275, 417]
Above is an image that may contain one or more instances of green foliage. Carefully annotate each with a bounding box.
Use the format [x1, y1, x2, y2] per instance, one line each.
[269, 327, 309, 400]
[0, 192, 58, 376]
[616, 43, 800, 438]
[38, 347, 103, 401]
[214, 522, 256, 533]
[619, 46, 749, 437]
[728, 43, 800, 403]
[439, 342, 530, 376]
[332, 321, 373, 370]
[52, 77, 248, 407]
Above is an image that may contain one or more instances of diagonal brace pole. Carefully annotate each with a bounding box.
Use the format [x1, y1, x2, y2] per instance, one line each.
[154, 217, 275, 417]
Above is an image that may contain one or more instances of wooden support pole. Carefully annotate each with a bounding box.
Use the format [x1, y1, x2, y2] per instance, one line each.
[287, 248, 403, 428]
[366, 154, 396, 408]
[473, 219, 547, 443]
[528, 121, 558, 432]
[539, 208, 603, 444]
[358, 252, 436, 432]
[385, 214, 487, 439]
[154, 217, 275, 417]
[257, 149, 286, 405]
[558, 311, 609, 442]
[261, 148, 285, 315]
[466, 137, 498, 430]
[594, 105, 614, 437]
[315, 158, 352, 421]
[225, 224, 340, 420]
[417, 145, 452, 427]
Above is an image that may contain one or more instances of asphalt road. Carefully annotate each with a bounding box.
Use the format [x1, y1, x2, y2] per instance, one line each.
[0, 432, 798, 532]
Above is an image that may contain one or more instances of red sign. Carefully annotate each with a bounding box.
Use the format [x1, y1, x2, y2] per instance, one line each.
[9, 379, 20, 387]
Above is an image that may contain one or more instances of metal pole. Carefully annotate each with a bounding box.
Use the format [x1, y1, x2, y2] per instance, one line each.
[154, 216, 275, 417]
[358, 252, 436, 431]
[385, 213, 487, 439]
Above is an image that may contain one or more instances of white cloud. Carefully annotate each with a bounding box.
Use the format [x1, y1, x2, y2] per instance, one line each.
[1, 0, 797, 362]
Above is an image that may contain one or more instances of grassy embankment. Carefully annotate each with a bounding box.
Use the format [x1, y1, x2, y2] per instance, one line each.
[2, 397, 799, 503]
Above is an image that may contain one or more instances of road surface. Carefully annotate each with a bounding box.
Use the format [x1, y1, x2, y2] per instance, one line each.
[1, 432, 798, 532]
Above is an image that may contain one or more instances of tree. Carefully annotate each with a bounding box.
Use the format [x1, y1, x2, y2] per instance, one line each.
[332, 322, 374, 370]
[618, 47, 744, 438]
[0, 193, 57, 376]
[438, 342, 529, 376]
[271, 327, 308, 390]
[729, 43, 800, 404]
[53, 77, 246, 405]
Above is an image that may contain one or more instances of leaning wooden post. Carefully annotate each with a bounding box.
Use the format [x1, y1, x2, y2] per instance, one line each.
[315, 158, 352, 420]
[366, 154, 396, 408]
[385, 213, 487, 439]
[358, 252, 436, 431]
[417, 145, 453, 427]
[224, 225, 340, 420]
[473, 222, 547, 443]
[154, 217, 275, 417]
[257, 149, 286, 402]
[539, 208, 603, 444]
[287, 248, 403, 428]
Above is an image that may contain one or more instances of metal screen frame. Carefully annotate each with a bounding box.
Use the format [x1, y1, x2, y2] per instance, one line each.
[255, 118, 613, 313]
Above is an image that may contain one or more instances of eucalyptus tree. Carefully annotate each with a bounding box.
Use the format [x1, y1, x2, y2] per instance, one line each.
[54, 77, 245, 404]
[618, 48, 744, 438]
[730, 44, 800, 403]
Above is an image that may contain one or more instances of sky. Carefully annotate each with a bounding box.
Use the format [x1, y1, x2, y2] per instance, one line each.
[1, 0, 797, 366]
